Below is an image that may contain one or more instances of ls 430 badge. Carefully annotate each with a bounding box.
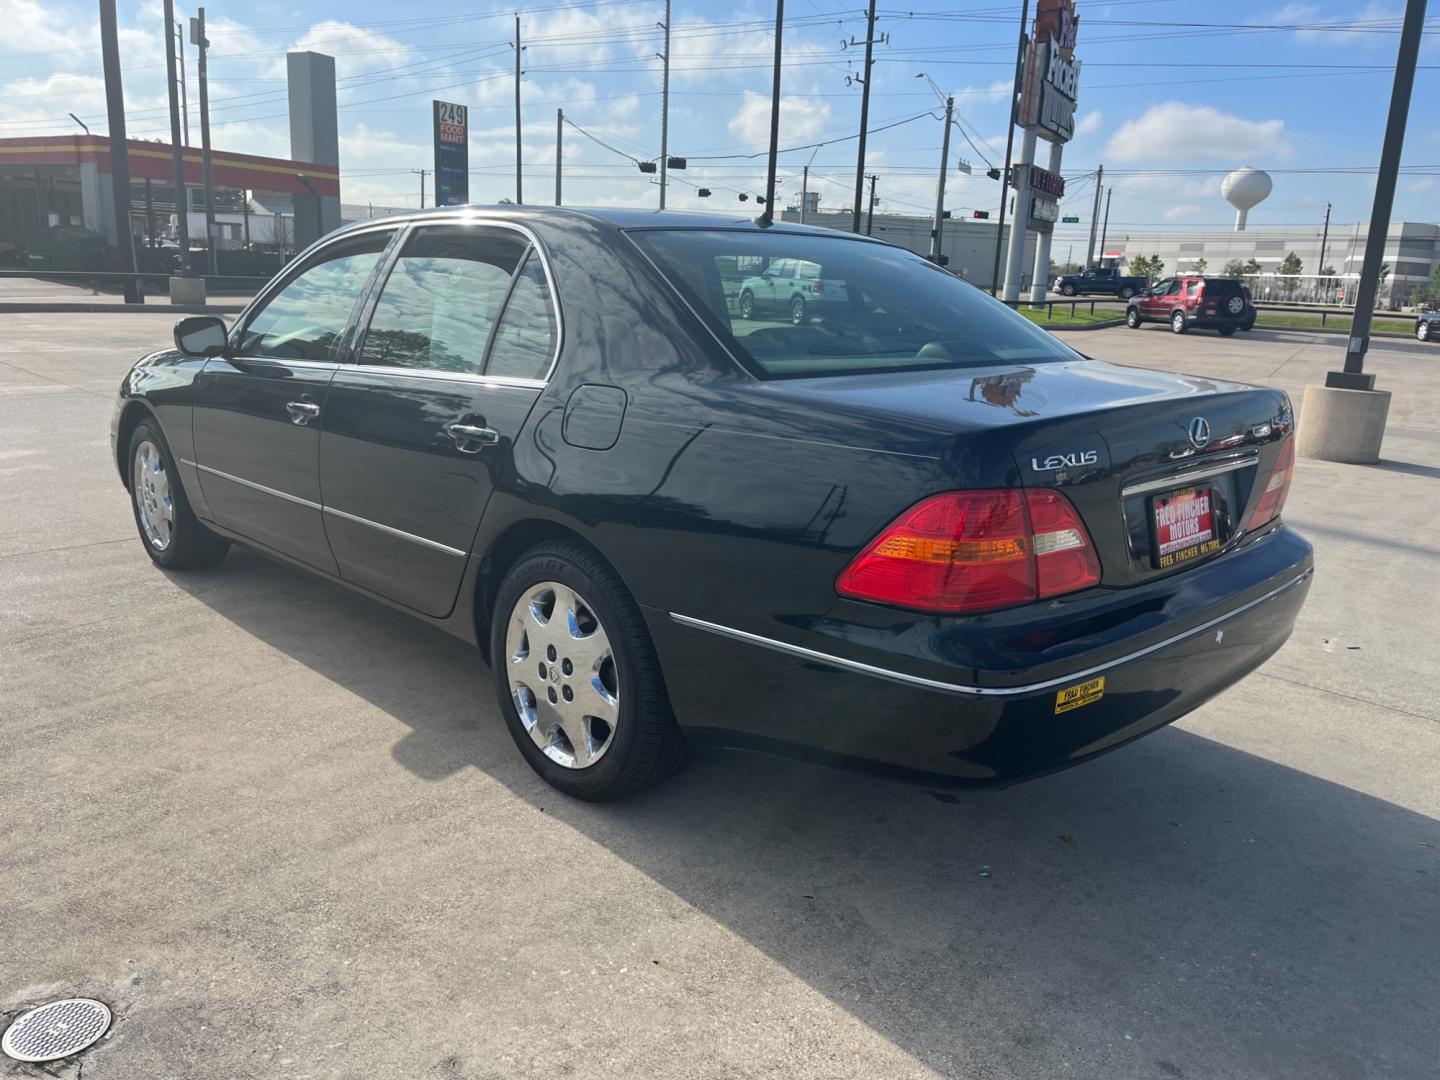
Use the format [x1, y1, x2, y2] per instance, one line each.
[1031, 450, 1098, 471]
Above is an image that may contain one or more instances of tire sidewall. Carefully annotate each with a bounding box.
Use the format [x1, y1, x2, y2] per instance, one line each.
[1120, 286, 1135, 299]
[738, 291, 754, 319]
[1171, 310, 1187, 333]
[490, 549, 648, 799]
[790, 296, 806, 325]
[1126, 306, 1141, 328]
[1062, 284, 1075, 296]
[1420, 322, 1431, 341]
[127, 420, 189, 568]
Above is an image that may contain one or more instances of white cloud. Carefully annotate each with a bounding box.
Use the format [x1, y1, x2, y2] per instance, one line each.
[1075, 111, 1103, 136]
[1163, 204, 1203, 221]
[1406, 177, 1435, 193]
[954, 80, 1014, 105]
[0, 0, 79, 59]
[727, 91, 832, 148]
[1105, 102, 1290, 162]
[1268, 1, 1404, 47]
[278, 22, 418, 79]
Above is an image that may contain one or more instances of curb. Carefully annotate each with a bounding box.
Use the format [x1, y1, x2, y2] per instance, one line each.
[1250, 323, 1412, 341]
[0, 303, 247, 315]
[1036, 318, 1127, 332]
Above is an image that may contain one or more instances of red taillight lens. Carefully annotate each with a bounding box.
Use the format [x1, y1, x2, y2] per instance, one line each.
[811, 281, 824, 294]
[1246, 439, 1295, 531]
[836, 489, 1101, 614]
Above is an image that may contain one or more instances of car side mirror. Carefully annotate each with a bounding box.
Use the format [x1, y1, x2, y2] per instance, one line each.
[174, 315, 228, 357]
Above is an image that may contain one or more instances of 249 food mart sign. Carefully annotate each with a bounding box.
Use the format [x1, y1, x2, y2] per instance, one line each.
[1018, 0, 1082, 143]
[433, 100, 468, 206]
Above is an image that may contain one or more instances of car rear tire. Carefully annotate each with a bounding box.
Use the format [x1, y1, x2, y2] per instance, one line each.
[790, 295, 807, 325]
[1125, 307, 1142, 329]
[127, 420, 229, 570]
[1061, 284, 1076, 297]
[1419, 321, 1432, 342]
[1119, 286, 1136, 300]
[738, 290, 754, 320]
[491, 540, 687, 801]
[1170, 309, 1188, 334]
[1218, 326, 1237, 337]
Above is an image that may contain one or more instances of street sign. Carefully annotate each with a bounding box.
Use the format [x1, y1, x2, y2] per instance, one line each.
[432, 100, 469, 206]
[1062, 215, 1080, 223]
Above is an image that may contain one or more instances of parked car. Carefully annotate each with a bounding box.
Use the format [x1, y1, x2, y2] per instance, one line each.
[112, 208, 1312, 801]
[1126, 276, 1257, 336]
[1417, 308, 1439, 342]
[735, 257, 847, 324]
[1053, 266, 1146, 299]
[23, 225, 107, 271]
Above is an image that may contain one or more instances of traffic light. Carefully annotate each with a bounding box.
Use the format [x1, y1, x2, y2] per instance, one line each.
[973, 210, 990, 219]
[738, 193, 748, 202]
[666, 156, 687, 170]
[637, 161, 657, 174]
[986, 167, 1001, 180]
[697, 188, 712, 197]
[942, 210, 952, 219]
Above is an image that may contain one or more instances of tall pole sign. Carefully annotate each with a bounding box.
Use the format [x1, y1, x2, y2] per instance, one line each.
[433, 101, 469, 207]
[1003, 0, 1082, 302]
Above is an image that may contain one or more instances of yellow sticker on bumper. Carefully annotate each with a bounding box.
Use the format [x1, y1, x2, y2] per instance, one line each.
[1055, 676, 1105, 714]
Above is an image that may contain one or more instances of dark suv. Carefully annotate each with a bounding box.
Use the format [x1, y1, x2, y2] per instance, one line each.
[1126, 276, 1256, 336]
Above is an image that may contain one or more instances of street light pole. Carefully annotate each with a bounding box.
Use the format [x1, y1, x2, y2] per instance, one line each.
[929, 96, 953, 264]
[1329, 0, 1427, 390]
[162, 0, 190, 272]
[99, 0, 141, 304]
[1317, 201, 1332, 300]
[193, 9, 216, 272]
[760, 0, 783, 223]
[658, 0, 670, 209]
[990, 0, 1029, 294]
[1086, 164, 1103, 266]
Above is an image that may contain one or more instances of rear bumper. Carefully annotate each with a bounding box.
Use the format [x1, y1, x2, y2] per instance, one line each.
[647, 526, 1312, 786]
[1185, 308, 1252, 328]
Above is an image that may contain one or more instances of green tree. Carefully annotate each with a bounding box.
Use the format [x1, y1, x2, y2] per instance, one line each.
[1242, 257, 1263, 276]
[1279, 251, 1303, 275]
[1425, 265, 1440, 302]
[1128, 254, 1150, 280]
[1278, 252, 1303, 298]
[1148, 255, 1165, 279]
[1192, 257, 1208, 275]
[1223, 258, 1246, 277]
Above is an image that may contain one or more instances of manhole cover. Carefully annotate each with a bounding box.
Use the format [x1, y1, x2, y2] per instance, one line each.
[2, 998, 111, 1063]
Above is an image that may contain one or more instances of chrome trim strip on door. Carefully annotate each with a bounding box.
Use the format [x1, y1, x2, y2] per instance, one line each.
[668, 566, 1312, 699]
[340, 363, 546, 391]
[320, 506, 466, 557]
[181, 459, 321, 510]
[1121, 455, 1258, 498]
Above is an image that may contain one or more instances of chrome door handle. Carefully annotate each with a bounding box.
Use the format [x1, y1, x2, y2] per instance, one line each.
[285, 400, 320, 426]
[444, 421, 500, 450]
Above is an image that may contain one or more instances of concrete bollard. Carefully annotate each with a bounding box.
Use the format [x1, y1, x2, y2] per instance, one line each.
[1295, 384, 1392, 465]
[168, 275, 207, 306]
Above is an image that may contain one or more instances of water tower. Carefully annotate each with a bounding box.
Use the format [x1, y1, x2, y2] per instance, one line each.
[1221, 166, 1272, 231]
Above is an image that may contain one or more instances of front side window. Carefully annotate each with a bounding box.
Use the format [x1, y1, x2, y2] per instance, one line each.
[358, 225, 528, 375]
[238, 231, 392, 361]
[630, 229, 1082, 378]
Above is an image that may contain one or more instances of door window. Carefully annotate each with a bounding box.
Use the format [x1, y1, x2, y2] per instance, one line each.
[486, 250, 559, 381]
[358, 225, 528, 375]
[237, 231, 392, 361]
[1185, 280, 1201, 297]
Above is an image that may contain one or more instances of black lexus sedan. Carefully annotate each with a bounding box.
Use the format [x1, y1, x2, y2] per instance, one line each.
[111, 207, 1313, 800]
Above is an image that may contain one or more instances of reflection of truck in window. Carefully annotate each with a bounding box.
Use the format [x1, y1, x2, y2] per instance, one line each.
[735, 258, 849, 324]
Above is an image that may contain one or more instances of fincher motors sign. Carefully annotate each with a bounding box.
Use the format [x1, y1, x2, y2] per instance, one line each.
[1019, 0, 1082, 144]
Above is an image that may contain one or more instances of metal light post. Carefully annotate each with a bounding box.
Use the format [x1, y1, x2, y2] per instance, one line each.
[1317, 201, 1332, 301]
[513, 16, 523, 205]
[192, 9, 216, 272]
[658, 0, 671, 209]
[917, 74, 953, 266]
[99, 0, 141, 304]
[990, 0, 1030, 294]
[799, 143, 820, 224]
[1086, 164, 1103, 266]
[760, 0, 783, 224]
[162, 0, 190, 272]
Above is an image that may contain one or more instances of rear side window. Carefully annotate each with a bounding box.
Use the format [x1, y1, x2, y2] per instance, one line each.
[486, 250, 558, 381]
[629, 229, 1080, 378]
[1185, 280, 1201, 297]
[358, 225, 527, 375]
[238, 231, 391, 361]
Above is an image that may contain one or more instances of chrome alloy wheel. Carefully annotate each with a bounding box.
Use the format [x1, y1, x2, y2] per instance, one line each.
[505, 582, 619, 769]
[132, 439, 174, 550]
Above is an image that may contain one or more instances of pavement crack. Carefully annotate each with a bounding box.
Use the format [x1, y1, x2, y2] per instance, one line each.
[0, 537, 132, 562]
[1256, 670, 1437, 724]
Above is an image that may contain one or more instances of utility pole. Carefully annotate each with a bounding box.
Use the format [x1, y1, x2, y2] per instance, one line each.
[99, 0, 141, 303]
[555, 109, 563, 206]
[1086, 164, 1103, 266]
[849, 0, 881, 233]
[412, 169, 429, 209]
[760, 0, 783, 223]
[176, 21, 189, 146]
[513, 15, 523, 205]
[1317, 200, 1333, 297]
[800, 143, 820, 224]
[1330, 0, 1427, 390]
[865, 174, 877, 235]
[929, 95, 953, 264]
[658, 0, 671, 209]
[162, 0, 190, 272]
[1098, 187, 1112, 264]
[192, 9, 215, 272]
[990, 0, 1029, 293]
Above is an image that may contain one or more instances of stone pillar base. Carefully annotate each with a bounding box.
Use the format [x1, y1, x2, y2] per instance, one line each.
[1295, 384, 1391, 465]
[168, 275, 207, 306]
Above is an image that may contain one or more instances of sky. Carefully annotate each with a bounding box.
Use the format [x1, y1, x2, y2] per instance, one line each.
[1, 0, 1437, 256]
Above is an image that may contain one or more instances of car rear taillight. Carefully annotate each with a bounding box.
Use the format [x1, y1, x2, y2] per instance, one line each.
[810, 281, 824, 294]
[835, 489, 1101, 614]
[1246, 439, 1295, 531]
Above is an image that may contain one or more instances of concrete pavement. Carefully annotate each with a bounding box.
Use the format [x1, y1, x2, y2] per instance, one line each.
[1, 314, 1437, 1079]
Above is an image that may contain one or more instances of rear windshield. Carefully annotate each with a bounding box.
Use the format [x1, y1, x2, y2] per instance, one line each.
[1202, 278, 1245, 296]
[628, 229, 1081, 378]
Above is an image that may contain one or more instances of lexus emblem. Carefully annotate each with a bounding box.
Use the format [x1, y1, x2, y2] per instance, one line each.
[1188, 416, 1211, 450]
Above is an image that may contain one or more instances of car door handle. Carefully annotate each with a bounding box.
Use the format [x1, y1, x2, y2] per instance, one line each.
[444, 421, 500, 450]
[285, 400, 320, 426]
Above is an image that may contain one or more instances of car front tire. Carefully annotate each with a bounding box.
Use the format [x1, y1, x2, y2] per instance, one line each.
[1419, 321, 1432, 342]
[491, 540, 687, 801]
[738, 291, 754, 320]
[1170, 309, 1188, 334]
[1119, 286, 1136, 299]
[127, 420, 229, 570]
[1061, 284, 1076, 296]
[790, 295, 807, 325]
[1125, 306, 1142, 329]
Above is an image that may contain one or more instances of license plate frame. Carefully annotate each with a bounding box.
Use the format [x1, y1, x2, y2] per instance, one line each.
[1149, 485, 1220, 569]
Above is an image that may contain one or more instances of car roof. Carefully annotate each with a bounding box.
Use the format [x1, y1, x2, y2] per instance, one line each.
[331, 204, 889, 242]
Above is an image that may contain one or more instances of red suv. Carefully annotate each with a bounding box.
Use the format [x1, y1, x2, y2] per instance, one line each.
[1125, 276, 1255, 335]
